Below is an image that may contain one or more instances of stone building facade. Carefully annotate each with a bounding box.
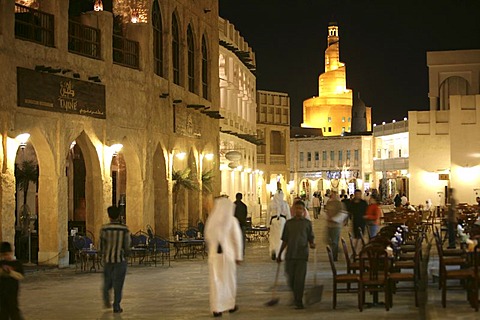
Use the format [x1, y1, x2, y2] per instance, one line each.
[373, 120, 410, 201]
[256, 90, 290, 213]
[218, 17, 259, 215]
[290, 135, 374, 203]
[409, 49, 480, 206]
[0, 0, 220, 266]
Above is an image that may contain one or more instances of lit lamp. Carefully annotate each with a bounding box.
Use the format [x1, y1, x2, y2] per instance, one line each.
[16, 133, 30, 150]
[204, 153, 214, 161]
[131, 11, 139, 23]
[94, 0, 103, 11]
[111, 143, 123, 156]
[175, 151, 186, 160]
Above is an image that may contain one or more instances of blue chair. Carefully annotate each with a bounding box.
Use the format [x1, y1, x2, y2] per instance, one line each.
[149, 237, 171, 267]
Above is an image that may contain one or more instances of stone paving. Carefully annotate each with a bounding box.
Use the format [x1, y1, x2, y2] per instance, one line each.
[18, 218, 479, 320]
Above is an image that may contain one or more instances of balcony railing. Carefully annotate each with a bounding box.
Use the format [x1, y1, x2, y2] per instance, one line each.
[15, 4, 54, 47]
[113, 34, 139, 69]
[257, 154, 265, 164]
[68, 20, 101, 59]
[271, 154, 286, 165]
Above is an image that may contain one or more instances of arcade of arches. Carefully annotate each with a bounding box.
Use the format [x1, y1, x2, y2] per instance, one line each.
[0, 129, 216, 267]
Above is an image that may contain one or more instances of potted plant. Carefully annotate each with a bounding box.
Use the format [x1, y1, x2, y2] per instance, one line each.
[172, 168, 197, 231]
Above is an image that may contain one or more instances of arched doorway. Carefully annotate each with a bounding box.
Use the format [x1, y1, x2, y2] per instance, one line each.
[111, 152, 126, 223]
[153, 145, 169, 237]
[14, 142, 39, 263]
[439, 76, 470, 110]
[66, 132, 104, 252]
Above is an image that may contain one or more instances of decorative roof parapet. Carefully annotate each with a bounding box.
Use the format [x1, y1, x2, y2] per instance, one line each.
[218, 17, 256, 72]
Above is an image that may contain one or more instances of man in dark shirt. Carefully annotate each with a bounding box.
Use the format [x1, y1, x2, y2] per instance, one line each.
[0, 241, 24, 320]
[277, 201, 315, 309]
[349, 189, 369, 252]
[234, 193, 248, 254]
[100, 206, 131, 314]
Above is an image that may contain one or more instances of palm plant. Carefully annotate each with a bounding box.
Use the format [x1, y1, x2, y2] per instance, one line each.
[201, 169, 215, 195]
[15, 160, 39, 232]
[172, 168, 197, 229]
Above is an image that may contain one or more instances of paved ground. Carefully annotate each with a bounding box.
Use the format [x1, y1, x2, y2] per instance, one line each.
[18, 218, 479, 320]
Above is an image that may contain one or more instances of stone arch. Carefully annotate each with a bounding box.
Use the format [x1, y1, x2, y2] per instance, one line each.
[118, 136, 144, 233]
[153, 143, 169, 237]
[27, 128, 66, 265]
[439, 76, 470, 110]
[68, 131, 104, 241]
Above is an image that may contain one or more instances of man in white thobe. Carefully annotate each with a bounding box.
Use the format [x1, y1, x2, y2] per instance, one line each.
[267, 190, 291, 260]
[205, 197, 243, 317]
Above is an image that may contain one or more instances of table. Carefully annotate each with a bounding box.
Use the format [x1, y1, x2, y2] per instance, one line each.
[169, 238, 205, 259]
[80, 248, 100, 272]
[246, 226, 269, 242]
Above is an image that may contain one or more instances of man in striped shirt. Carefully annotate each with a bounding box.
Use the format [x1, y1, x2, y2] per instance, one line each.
[100, 206, 131, 313]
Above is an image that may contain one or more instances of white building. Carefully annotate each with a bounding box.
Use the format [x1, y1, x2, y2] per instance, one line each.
[373, 120, 410, 201]
[290, 134, 374, 202]
[409, 49, 480, 206]
[256, 90, 291, 211]
[218, 18, 260, 215]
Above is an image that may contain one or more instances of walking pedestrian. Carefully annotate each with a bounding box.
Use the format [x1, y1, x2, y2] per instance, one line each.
[234, 192, 248, 255]
[447, 188, 458, 249]
[364, 196, 382, 238]
[0, 242, 24, 320]
[267, 190, 291, 260]
[324, 191, 345, 261]
[277, 200, 315, 310]
[312, 193, 321, 219]
[348, 189, 368, 252]
[205, 197, 243, 317]
[99, 206, 131, 314]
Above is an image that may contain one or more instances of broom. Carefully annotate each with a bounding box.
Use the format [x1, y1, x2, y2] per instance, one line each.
[305, 248, 324, 305]
[265, 261, 282, 306]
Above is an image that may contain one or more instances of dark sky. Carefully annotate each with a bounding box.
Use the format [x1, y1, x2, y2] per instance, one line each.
[219, 0, 480, 126]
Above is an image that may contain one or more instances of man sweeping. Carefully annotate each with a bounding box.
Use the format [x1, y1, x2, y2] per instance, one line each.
[205, 197, 243, 317]
[277, 200, 315, 309]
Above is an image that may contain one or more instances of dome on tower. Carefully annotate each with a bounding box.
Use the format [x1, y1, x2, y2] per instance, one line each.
[351, 92, 367, 133]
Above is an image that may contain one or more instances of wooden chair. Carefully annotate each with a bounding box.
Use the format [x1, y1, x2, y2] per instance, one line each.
[358, 227, 367, 247]
[358, 243, 390, 312]
[348, 232, 360, 262]
[389, 235, 421, 307]
[327, 245, 359, 309]
[341, 237, 360, 274]
[438, 236, 477, 309]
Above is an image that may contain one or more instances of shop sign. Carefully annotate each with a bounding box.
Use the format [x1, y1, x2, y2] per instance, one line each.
[17, 67, 106, 119]
[439, 174, 449, 180]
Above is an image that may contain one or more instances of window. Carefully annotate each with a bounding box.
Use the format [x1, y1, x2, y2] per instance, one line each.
[322, 151, 327, 167]
[330, 151, 335, 161]
[187, 25, 195, 93]
[328, 117, 332, 123]
[328, 127, 332, 132]
[348, 126, 350, 131]
[377, 149, 381, 158]
[342, 117, 345, 122]
[201, 35, 208, 99]
[338, 150, 343, 161]
[342, 127, 345, 133]
[172, 13, 180, 85]
[300, 152, 304, 162]
[348, 117, 351, 122]
[399, 149, 402, 157]
[307, 152, 312, 162]
[323, 127, 326, 132]
[354, 149, 359, 160]
[314, 151, 319, 161]
[346, 150, 351, 160]
[270, 131, 283, 155]
[152, 1, 163, 77]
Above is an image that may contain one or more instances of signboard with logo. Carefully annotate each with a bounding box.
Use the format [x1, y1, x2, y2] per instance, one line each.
[17, 67, 106, 119]
[439, 173, 450, 180]
[173, 105, 202, 138]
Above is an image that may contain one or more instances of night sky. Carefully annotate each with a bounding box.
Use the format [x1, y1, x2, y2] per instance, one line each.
[219, 0, 480, 126]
